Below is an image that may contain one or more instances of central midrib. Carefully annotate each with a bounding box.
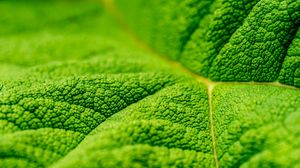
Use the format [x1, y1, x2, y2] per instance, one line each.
[100, 0, 300, 167]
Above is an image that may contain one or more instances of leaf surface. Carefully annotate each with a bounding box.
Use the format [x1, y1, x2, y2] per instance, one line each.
[0, 0, 299, 168]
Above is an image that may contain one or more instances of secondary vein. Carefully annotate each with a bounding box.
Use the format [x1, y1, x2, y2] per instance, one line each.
[208, 84, 219, 168]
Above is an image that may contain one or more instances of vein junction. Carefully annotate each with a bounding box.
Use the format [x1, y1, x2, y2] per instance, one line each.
[100, 1, 300, 167]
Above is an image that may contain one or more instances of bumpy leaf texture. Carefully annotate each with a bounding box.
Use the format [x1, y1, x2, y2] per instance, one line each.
[0, 0, 299, 168]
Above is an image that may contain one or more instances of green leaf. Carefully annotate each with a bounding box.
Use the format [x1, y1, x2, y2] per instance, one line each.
[116, 0, 300, 86]
[0, 0, 299, 168]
